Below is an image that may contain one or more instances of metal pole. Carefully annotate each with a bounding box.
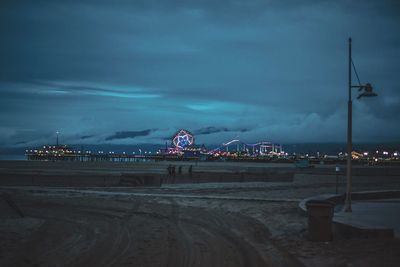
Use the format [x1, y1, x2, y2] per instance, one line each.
[336, 173, 338, 194]
[336, 166, 339, 194]
[345, 38, 352, 212]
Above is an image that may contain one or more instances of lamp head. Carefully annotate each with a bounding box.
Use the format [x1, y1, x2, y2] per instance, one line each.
[357, 83, 378, 99]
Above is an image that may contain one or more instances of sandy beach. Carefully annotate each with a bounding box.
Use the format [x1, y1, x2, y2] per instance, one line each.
[1, 160, 400, 266]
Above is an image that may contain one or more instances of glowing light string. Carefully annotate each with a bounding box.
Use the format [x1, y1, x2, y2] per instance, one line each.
[172, 129, 194, 149]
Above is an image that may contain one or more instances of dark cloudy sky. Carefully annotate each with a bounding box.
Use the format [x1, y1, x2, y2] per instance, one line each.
[1, 0, 399, 147]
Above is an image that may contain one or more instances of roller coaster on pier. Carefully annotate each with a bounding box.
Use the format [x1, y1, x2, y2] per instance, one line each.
[208, 139, 283, 155]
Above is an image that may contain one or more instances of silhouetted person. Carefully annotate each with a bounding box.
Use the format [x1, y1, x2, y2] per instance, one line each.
[171, 165, 176, 183]
[172, 165, 176, 177]
[178, 165, 182, 175]
[188, 165, 193, 177]
[167, 164, 172, 176]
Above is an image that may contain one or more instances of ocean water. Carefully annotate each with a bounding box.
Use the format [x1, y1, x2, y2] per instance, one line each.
[0, 155, 26, 161]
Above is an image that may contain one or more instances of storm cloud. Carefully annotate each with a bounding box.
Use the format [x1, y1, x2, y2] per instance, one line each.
[194, 126, 250, 136]
[105, 129, 157, 141]
[0, 0, 399, 147]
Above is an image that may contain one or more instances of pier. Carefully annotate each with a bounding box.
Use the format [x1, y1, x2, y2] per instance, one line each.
[25, 152, 187, 162]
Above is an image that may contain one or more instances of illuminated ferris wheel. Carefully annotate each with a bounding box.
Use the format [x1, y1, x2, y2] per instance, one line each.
[172, 129, 194, 149]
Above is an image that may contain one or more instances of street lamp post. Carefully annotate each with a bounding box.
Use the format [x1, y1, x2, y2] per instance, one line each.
[346, 38, 353, 212]
[345, 38, 378, 212]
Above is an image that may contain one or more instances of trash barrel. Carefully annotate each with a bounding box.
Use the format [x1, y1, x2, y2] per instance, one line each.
[306, 199, 334, 241]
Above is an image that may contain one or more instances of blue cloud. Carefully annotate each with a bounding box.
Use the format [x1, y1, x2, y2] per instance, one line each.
[105, 129, 157, 141]
[0, 0, 399, 146]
